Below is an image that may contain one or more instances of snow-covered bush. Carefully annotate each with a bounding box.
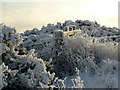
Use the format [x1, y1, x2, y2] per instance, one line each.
[0, 63, 18, 89]
[1, 49, 58, 89]
[51, 36, 98, 76]
[65, 37, 98, 73]
[89, 41, 118, 64]
[16, 58, 56, 88]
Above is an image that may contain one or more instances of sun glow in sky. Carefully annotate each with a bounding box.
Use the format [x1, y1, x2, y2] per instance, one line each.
[0, 0, 119, 32]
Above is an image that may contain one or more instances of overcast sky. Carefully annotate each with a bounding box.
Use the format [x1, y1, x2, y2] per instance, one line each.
[0, 0, 119, 32]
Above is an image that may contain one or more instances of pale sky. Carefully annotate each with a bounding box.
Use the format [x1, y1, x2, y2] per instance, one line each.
[0, 0, 119, 33]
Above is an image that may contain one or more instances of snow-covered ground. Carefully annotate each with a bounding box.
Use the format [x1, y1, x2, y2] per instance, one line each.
[0, 20, 119, 89]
